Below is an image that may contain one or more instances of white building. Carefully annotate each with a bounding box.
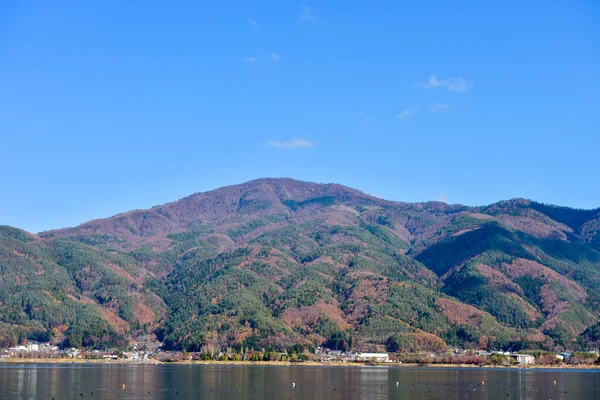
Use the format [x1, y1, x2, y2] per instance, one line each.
[27, 343, 39, 352]
[510, 354, 535, 365]
[354, 353, 390, 362]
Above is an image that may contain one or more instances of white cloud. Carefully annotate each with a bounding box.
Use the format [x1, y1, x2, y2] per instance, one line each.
[396, 110, 412, 119]
[301, 6, 318, 21]
[418, 75, 472, 92]
[266, 138, 316, 149]
[430, 102, 450, 112]
[270, 53, 281, 61]
[248, 18, 257, 27]
[436, 192, 449, 203]
[242, 57, 257, 63]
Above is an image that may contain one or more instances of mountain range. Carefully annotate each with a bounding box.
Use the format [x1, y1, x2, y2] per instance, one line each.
[1, 178, 600, 352]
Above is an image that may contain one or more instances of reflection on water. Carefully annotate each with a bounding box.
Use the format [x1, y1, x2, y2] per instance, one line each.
[0, 364, 598, 399]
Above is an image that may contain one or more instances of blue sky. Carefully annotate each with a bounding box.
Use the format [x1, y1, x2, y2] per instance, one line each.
[1, 1, 599, 233]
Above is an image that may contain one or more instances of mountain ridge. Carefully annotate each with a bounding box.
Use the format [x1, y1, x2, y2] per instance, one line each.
[37, 178, 600, 241]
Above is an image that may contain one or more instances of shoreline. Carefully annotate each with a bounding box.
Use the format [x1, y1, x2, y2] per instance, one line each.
[2, 359, 598, 370]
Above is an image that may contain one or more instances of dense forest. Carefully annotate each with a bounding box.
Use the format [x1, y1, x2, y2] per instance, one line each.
[1, 178, 599, 353]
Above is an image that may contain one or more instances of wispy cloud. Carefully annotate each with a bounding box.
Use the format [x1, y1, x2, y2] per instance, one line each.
[270, 53, 281, 61]
[266, 138, 316, 149]
[430, 102, 450, 112]
[301, 6, 318, 21]
[248, 18, 257, 27]
[242, 57, 257, 63]
[418, 75, 472, 92]
[396, 110, 412, 119]
[436, 192, 449, 203]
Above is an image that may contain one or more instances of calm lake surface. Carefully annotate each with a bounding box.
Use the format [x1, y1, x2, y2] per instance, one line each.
[0, 364, 599, 399]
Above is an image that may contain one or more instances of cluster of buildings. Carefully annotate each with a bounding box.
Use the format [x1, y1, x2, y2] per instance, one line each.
[90, 350, 151, 361]
[1, 342, 61, 359]
[485, 351, 535, 365]
[7, 342, 59, 353]
[317, 348, 391, 363]
[315, 348, 538, 365]
[0, 341, 156, 362]
[315, 348, 539, 365]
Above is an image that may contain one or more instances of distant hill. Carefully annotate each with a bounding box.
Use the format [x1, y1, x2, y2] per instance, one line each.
[1, 178, 599, 352]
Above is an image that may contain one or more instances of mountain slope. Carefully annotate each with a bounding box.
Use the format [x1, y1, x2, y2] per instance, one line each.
[1, 178, 599, 352]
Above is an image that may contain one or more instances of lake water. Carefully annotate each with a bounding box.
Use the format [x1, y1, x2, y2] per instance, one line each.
[0, 364, 598, 399]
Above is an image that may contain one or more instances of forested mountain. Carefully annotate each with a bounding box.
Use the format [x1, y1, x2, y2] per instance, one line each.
[2, 178, 600, 352]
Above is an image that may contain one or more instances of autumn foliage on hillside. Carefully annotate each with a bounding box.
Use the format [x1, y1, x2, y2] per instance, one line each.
[1, 178, 599, 351]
